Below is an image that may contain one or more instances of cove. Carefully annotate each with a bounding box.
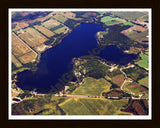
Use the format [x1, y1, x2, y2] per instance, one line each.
[16, 23, 137, 93]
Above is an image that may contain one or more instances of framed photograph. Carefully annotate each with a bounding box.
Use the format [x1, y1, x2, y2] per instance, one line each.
[8, 8, 152, 120]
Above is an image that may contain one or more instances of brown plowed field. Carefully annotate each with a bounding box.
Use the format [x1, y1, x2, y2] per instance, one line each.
[18, 27, 48, 47]
[12, 54, 22, 67]
[18, 51, 37, 64]
[12, 32, 32, 57]
[42, 19, 61, 29]
[111, 74, 125, 87]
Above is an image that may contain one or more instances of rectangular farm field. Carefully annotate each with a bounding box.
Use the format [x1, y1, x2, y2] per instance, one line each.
[12, 32, 32, 57]
[135, 53, 149, 69]
[13, 22, 29, 30]
[12, 54, 22, 68]
[121, 25, 147, 35]
[34, 25, 55, 38]
[18, 27, 48, 47]
[110, 12, 147, 20]
[42, 19, 61, 29]
[25, 27, 42, 37]
[59, 12, 76, 19]
[59, 98, 130, 115]
[18, 51, 37, 64]
[53, 14, 68, 23]
[101, 16, 113, 22]
[138, 76, 149, 88]
[111, 74, 125, 87]
[54, 26, 69, 34]
[104, 20, 121, 25]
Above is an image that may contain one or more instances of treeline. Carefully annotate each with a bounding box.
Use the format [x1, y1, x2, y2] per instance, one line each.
[73, 56, 109, 80]
[99, 24, 148, 51]
[83, 59, 109, 79]
[102, 89, 131, 98]
[73, 55, 124, 80]
[64, 19, 80, 29]
[12, 12, 51, 22]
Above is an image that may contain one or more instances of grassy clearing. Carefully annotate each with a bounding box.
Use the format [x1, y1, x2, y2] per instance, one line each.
[136, 53, 149, 69]
[34, 25, 55, 38]
[101, 16, 113, 22]
[121, 25, 147, 36]
[71, 77, 111, 96]
[104, 20, 121, 25]
[59, 98, 130, 115]
[128, 30, 148, 41]
[97, 11, 105, 14]
[138, 76, 149, 88]
[145, 51, 149, 55]
[123, 22, 134, 26]
[54, 26, 69, 34]
[101, 16, 125, 26]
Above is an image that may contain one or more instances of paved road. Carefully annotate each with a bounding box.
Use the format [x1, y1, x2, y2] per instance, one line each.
[120, 68, 127, 90]
[66, 94, 104, 98]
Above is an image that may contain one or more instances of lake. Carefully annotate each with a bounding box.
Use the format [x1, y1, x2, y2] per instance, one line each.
[16, 23, 137, 93]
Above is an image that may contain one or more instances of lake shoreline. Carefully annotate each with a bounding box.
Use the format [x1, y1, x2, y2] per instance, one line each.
[12, 22, 137, 95]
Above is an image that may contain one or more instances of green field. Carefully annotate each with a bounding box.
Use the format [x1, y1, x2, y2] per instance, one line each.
[138, 76, 149, 88]
[97, 11, 105, 14]
[123, 22, 134, 26]
[101, 16, 113, 22]
[53, 14, 68, 23]
[104, 20, 121, 25]
[136, 53, 149, 69]
[59, 98, 131, 115]
[145, 51, 149, 55]
[12, 95, 132, 115]
[101, 16, 125, 26]
[71, 77, 111, 96]
[54, 26, 68, 34]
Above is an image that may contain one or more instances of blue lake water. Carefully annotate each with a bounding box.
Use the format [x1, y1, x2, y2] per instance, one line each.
[16, 23, 137, 93]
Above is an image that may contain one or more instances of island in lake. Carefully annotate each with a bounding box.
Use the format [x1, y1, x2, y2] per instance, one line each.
[10, 10, 150, 116]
